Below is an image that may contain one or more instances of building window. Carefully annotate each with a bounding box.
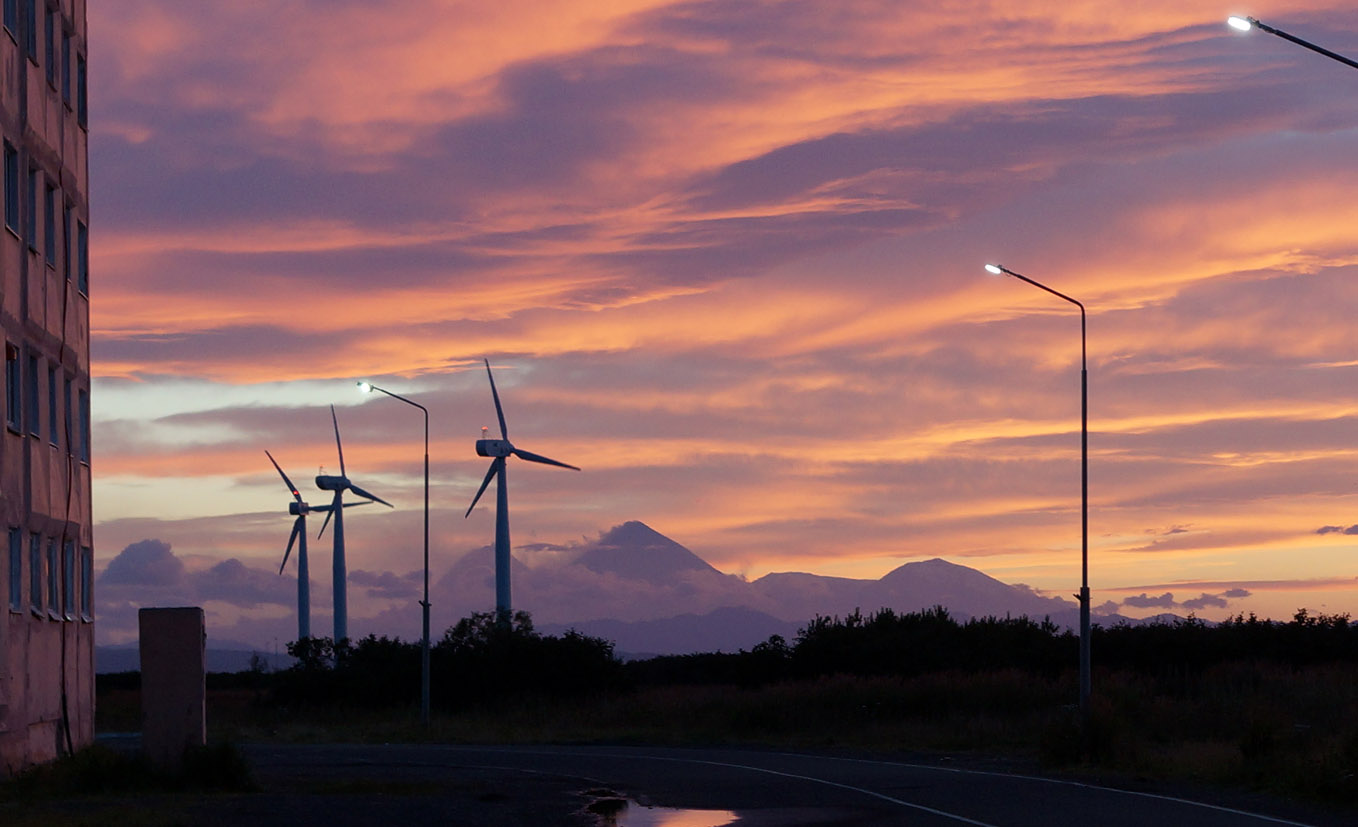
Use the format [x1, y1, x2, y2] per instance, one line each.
[5, 342, 20, 432]
[76, 219, 87, 294]
[44, 178, 55, 265]
[47, 364, 56, 445]
[60, 26, 69, 106]
[25, 352, 38, 437]
[23, 0, 34, 61]
[62, 374, 70, 453]
[79, 387, 89, 462]
[4, 142, 18, 234]
[46, 538, 58, 618]
[7, 527, 20, 612]
[76, 53, 86, 129]
[25, 165, 36, 251]
[62, 201, 71, 280]
[42, 4, 52, 87]
[62, 540, 73, 619]
[28, 533, 41, 615]
[80, 545, 91, 620]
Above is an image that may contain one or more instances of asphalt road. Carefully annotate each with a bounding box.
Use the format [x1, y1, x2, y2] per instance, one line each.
[234, 742, 1350, 826]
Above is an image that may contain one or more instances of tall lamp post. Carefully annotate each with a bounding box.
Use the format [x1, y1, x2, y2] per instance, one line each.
[1228, 15, 1358, 71]
[984, 263, 1091, 715]
[357, 381, 431, 726]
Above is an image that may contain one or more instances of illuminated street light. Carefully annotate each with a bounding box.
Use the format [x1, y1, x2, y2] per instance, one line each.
[1227, 14, 1358, 71]
[984, 264, 1091, 716]
[357, 380, 432, 726]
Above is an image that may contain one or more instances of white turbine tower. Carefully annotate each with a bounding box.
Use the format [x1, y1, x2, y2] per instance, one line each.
[464, 358, 579, 624]
[267, 449, 372, 641]
[266, 450, 318, 641]
[315, 405, 393, 642]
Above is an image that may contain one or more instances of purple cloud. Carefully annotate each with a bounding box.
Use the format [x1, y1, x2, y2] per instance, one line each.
[1182, 593, 1229, 611]
[99, 539, 185, 587]
[192, 558, 295, 609]
[350, 569, 419, 600]
[1316, 525, 1358, 535]
[1123, 592, 1177, 609]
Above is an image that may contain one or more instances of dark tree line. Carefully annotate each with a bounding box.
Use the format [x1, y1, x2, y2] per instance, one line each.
[271, 611, 624, 710]
[258, 606, 1358, 710]
[628, 607, 1358, 688]
[628, 607, 1071, 687]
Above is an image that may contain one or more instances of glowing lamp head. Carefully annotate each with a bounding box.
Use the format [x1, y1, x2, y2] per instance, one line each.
[357, 381, 372, 393]
[984, 264, 1004, 275]
[1227, 16, 1253, 31]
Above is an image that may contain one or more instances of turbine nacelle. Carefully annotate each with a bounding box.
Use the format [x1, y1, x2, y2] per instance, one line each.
[477, 438, 514, 458]
[288, 501, 309, 516]
[315, 474, 348, 491]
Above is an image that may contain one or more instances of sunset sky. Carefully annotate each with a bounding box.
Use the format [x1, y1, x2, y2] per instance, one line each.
[89, 2, 1358, 646]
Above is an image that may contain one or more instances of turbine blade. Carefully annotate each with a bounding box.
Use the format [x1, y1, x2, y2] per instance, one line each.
[330, 404, 346, 478]
[485, 358, 509, 441]
[281, 517, 303, 574]
[465, 459, 499, 518]
[317, 492, 341, 538]
[265, 450, 303, 502]
[349, 484, 394, 508]
[339, 500, 373, 509]
[513, 447, 580, 471]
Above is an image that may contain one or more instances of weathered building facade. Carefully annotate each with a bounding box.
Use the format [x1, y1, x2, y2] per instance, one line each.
[0, 0, 92, 774]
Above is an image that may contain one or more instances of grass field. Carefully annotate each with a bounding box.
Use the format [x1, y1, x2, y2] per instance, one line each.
[4, 661, 1356, 824]
[90, 662, 1358, 804]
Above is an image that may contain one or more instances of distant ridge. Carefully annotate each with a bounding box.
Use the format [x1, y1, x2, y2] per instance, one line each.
[400, 522, 1166, 656]
[748, 556, 1071, 626]
[877, 557, 1071, 617]
[510, 523, 1087, 654]
[96, 646, 294, 675]
[542, 606, 799, 658]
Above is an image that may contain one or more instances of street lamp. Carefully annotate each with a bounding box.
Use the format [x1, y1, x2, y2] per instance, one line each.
[985, 263, 1091, 715]
[1227, 15, 1358, 71]
[357, 380, 431, 726]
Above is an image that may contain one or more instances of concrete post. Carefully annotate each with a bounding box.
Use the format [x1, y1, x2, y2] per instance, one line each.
[138, 607, 206, 769]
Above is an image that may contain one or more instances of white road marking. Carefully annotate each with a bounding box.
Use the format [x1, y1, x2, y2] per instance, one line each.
[455, 746, 998, 825]
[262, 744, 1322, 826]
[779, 751, 1318, 827]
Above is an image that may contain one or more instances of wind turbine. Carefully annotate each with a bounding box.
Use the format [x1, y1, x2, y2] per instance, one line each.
[465, 358, 579, 624]
[315, 405, 394, 642]
[265, 450, 319, 641]
[267, 450, 373, 641]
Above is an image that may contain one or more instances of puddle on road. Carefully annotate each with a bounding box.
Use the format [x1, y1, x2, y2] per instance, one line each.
[583, 789, 736, 827]
[615, 803, 737, 826]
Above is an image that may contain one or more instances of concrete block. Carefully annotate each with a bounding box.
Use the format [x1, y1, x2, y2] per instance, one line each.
[138, 607, 205, 769]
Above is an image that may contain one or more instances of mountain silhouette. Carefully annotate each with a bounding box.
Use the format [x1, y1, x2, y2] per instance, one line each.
[575, 520, 723, 584]
[876, 557, 1071, 618]
[436, 521, 1085, 654]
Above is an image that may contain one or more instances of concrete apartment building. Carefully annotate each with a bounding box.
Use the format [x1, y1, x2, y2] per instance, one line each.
[0, 0, 92, 774]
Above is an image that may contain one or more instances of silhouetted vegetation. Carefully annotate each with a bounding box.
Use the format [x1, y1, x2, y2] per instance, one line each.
[92, 606, 1358, 806]
[2, 741, 255, 800]
[623, 606, 1358, 688]
[268, 610, 624, 711]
